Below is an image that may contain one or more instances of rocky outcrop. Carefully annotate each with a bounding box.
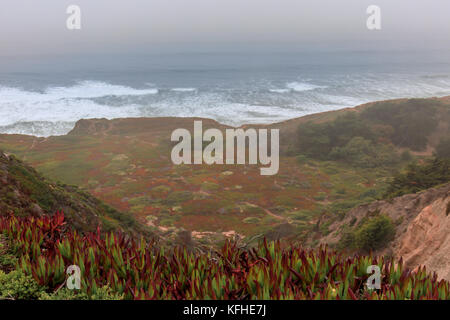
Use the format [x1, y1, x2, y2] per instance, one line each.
[323, 183, 450, 280]
[396, 196, 450, 280]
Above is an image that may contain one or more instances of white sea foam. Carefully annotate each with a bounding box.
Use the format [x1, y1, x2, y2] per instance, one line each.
[0, 121, 75, 137]
[0, 97, 142, 126]
[171, 88, 197, 92]
[269, 89, 291, 93]
[1, 75, 450, 137]
[286, 82, 327, 92]
[45, 81, 159, 98]
[0, 81, 158, 104]
[269, 82, 326, 94]
[0, 81, 151, 135]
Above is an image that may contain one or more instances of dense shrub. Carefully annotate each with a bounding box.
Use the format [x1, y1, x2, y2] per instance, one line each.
[400, 150, 413, 162]
[354, 215, 396, 252]
[295, 112, 402, 167]
[0, 252, 17, 271]
[329, 137, 399, 168]
[296, 113, 374, 160]
[296, 99, 441, 164]
[435, 138, 450, 159]
[39, 286, 123, 300]
[361, 99, 439, 151]
[0, 270, 45, 300]
[384, 158, 450, 198]
[339, 215, 395, 252]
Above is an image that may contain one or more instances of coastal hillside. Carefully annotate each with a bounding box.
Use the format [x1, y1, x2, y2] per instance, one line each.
[0, 151, 150, 236]
[0, 97, 448, 250]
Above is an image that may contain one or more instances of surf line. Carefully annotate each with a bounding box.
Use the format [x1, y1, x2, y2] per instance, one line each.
[171, 120, 279, 176]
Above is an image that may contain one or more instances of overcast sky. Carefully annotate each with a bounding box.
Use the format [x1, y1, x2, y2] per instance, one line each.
[0, 0, 449, 55]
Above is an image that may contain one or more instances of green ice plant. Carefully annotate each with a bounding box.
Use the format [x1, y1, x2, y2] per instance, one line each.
[0, 212, 448, 300]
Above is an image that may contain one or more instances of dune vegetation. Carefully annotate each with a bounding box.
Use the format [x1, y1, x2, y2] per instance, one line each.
[0, 212, 449, 300]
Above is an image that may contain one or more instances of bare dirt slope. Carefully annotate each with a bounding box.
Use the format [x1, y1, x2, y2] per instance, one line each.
[322, 183, 450, 280]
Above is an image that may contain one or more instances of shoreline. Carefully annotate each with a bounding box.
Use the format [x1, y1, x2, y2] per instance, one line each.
[0, 95, 449, 139]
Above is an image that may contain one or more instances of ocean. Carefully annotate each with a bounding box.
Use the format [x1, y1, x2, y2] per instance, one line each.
[1, 50, 450, 137]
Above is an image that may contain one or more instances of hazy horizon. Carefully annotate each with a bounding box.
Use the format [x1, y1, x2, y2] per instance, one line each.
[1, 0, 450, 57]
